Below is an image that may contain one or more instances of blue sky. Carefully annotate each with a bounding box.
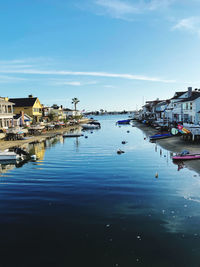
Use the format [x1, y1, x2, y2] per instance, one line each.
[1, 0, 200, 111]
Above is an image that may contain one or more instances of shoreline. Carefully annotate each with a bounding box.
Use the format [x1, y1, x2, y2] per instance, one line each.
[135, 122, 200, 174]
[0, 120, 89, 151]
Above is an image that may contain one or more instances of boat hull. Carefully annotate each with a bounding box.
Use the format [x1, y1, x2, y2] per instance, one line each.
[117, 120, 130, 124]
[0, 152, 19, 161]
[150, 134, 172, 140]
[172, 155, 200, 160]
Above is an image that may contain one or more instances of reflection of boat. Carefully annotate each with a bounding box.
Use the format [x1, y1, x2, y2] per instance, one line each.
[172, 153, 200, 161]
[117, 120, 130, 125]
[0, 151, 20, 160]
[81, 124, 100, 129]
[150, 133, 172, 140]
[63, 133, 83, 137]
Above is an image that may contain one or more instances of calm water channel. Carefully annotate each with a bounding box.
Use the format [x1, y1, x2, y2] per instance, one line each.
[1, 115, 200, 267]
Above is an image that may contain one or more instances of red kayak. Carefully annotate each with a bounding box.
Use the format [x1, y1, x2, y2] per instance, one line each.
[172, 154, 200, 160]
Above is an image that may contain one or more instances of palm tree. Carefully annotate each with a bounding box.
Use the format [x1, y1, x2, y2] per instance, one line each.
[72, 97, 80, 111]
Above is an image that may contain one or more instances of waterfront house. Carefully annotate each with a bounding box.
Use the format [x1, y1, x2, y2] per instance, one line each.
[50, 105, 65, 121]
[9, 95, 43, 123]
[164, 87, 194, 124]
[13, 112, 32, 127]
[141, 99, 163, 121]
[179, 89, 200, 124]
[63, 108, 81, 118]
[0, 97, 14, 128]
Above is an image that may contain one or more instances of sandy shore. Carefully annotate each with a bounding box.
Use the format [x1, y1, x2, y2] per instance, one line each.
[135, 122, 200, 174]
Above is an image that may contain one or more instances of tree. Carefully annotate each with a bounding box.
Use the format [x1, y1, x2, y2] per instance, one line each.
[72, 97, 80, 111]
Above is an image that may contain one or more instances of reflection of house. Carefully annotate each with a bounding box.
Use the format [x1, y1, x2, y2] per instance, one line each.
[13, 113, 32, 127]
[63, 108, 81, 117]
[0, 97, 14, 128]
[9, 95, 43, 123]
[29, 142, 45, 160]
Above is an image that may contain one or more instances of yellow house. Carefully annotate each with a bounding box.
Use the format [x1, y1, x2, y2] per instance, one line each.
[9, 95, 43, 123]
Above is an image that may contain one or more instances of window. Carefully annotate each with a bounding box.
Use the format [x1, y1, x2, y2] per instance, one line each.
[190, 102, 193, 110]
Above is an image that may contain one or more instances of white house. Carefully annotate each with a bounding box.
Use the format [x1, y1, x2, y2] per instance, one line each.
[165, 87, 194, 123]
[63, 108, 81, 117]
[179, 90, 200, 124]
[0, 97, 14, 128]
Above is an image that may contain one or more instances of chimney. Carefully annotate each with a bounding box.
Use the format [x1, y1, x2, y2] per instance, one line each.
[20, 111, 24, 126]
[188, 87, 192, 97]
[28, 94, 33, 98]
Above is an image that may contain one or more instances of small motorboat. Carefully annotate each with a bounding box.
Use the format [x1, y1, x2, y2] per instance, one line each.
[172, 150, 200, 160]
[0, 151, 20, 161]
[81, 124, 100, 129]
[88, 121, 101, 127]
[63, 133, 83, 137]
[149, 133, 172, 140]
[117, 120, 130, 125]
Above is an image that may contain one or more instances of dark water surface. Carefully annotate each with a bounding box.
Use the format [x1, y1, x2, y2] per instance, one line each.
[1, 115, 200, 267]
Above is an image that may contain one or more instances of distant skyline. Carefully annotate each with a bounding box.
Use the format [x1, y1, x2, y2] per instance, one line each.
[1, 0, 200, 111]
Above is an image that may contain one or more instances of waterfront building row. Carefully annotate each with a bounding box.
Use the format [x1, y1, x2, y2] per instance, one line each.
[0, 95, 81, 129]
[136, 87, 200, 126]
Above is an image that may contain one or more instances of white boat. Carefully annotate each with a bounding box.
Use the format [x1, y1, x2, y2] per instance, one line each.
[0, 151, 20, 161]
[81, 124, 100, 129]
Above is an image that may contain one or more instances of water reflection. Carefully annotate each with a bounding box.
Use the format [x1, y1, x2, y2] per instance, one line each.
[0, 161, 15, 175]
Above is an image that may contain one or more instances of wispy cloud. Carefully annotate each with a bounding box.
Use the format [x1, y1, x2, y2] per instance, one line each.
[49, 79, 98, 86]
[172, 16, 200, 36]
[0, 68, 175, 83]
[95, 0, 139, 19]
[92, 0, 175, 20]
[0, 75, 27, 83]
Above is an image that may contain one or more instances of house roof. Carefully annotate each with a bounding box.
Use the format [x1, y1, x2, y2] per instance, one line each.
[171, 91, 186, 100]
[0, 98, 14, 105]
[13, 113, 32, 120]
[63, 108, 73, 111]
[179, 91, 200, 102]
[9, 97, 37, 107]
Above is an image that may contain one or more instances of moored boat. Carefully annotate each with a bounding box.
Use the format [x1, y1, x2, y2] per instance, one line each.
[0, 151, 20, 161]
[81, 124, 100, 129]
[149, 133, 172, 140]
[117, 119, 130, 125]
[172, 154, 200, 160]
[172, 151, 200, 160]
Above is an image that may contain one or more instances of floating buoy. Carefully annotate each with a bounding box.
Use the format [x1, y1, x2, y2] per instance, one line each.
[91, 131, 93, 134]
[155, 172, 158, 178]
[31, 155, 37, 161]
[144, 137, 146, 140]
[127, 131, 130, 133]
[121, 141, 127, 144]
[85, 136, 88, 139]
[117, 149, 125, 154]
